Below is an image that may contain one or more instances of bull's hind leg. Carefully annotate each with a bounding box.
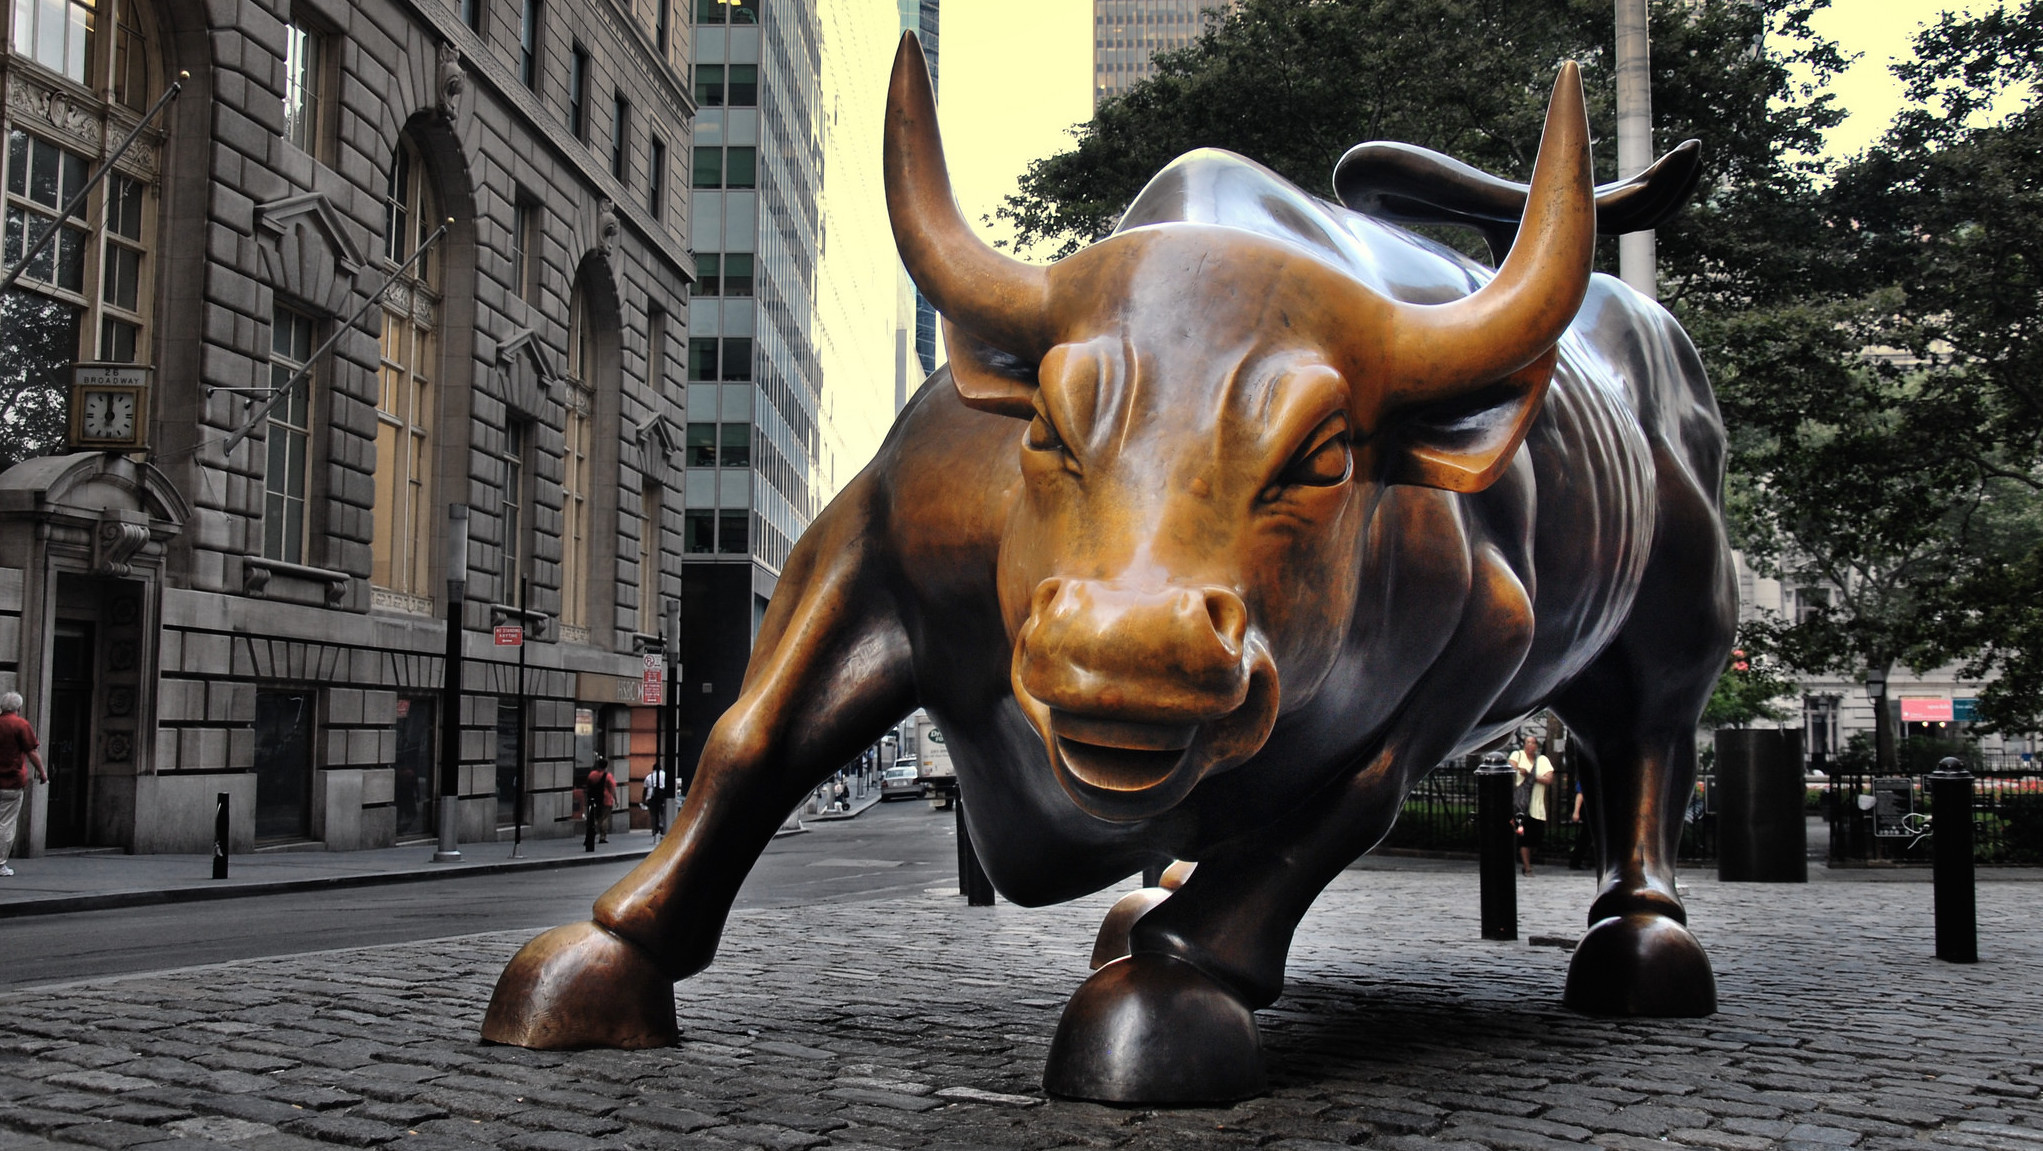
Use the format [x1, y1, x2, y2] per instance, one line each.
[482, 479, 916, 1048]
[1551, 448, 1735, 1017]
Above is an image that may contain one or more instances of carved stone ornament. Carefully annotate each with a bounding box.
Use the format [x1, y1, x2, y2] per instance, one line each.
[5, 69, 160, 179]
[596, 199, 619, 258]
[93, 516, 151, 577]
[436, 43, 467, 126]
[256, 193, 366, 315]
[482, 35, 1735, 1107]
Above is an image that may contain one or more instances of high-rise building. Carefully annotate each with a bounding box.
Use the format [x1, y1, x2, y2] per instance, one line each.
[898, 1, 940, 388]
[0, 0, 694, 854]
[1092, 0, 1227, 108]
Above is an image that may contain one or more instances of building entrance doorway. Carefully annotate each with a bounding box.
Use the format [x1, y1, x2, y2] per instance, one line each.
[254, 689, 315, 842]
[44, 622, 94, 849]
[393, 696, 435, 839]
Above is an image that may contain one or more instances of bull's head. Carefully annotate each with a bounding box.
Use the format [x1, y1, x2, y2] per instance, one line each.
[885, 35, 1593, 823]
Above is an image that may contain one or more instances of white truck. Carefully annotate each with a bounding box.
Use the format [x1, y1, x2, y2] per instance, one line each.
[915, 713, 957, 810]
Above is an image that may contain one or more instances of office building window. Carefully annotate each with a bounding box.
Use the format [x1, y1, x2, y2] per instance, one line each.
[694, 0, 755, 25]
[264, 307, 317, 565]
[519, 0, 541, 89]
[568, 44, 588, 139]
[717, 512, 747, 554]
[718, 422, 748, 467]
[719, 336, 750, 381]
[692, 145, 721, 189]
[648, 136, 665, 219]
[611, 94, 630, 182]
[688, 336, 716, 380]
[283, 16, 327, 156]
[1, 0, 161, 469]
[726, 64, 756, 106]
[684, 510, 713, 554]
[721, 252, 752, 296]
[695, 63, 723, 107]
[372, 137, 441, 601]
[724, 146, 755, 190]
[692, 253, 719, 296]
[686, 422, 715, 466]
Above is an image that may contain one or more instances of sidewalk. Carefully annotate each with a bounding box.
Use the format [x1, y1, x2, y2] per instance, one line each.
[0, 855, 2037, 1150]
[0, 788, 897, 920]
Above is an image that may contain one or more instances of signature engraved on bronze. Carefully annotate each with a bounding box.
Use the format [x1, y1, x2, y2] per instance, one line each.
[482, 33, 1735, 1106]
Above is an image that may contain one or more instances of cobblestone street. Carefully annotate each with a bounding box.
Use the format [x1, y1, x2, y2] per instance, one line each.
[2, 861, 2037, 1151]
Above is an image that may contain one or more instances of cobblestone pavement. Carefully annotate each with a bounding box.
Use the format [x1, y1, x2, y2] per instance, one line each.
[1, 862, 2037, 1151]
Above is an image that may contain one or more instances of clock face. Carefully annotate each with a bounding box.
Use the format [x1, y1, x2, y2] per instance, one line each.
[82, 389, 137, 440]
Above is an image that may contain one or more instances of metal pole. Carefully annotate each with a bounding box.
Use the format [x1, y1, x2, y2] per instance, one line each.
[1477, 752, 1518, 940]
[512, 575, 528, 859]
[956, 797, 995, 906]
[1930, 758, 1977, 963]
[0, 73, 188, 297]
[666, 598, 683, 811]
[1614, 0, 1656, 299]
[211, 792, 229, 880]
[434, 505, 470, 862]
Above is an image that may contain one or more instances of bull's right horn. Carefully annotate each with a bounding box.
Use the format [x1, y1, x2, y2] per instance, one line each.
[885, 32, 1052, 359]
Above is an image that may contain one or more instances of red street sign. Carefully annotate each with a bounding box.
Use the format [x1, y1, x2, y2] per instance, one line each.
[642, 669, 664, 706]
[494, 625, 523, 646]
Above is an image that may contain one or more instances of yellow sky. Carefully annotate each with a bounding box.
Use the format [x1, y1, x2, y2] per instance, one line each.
[931, 0, 2004, 257]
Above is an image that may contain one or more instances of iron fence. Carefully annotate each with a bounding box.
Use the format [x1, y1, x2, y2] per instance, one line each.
[1381, 755, 1716, 864]
[1825, 766, 2043, 865]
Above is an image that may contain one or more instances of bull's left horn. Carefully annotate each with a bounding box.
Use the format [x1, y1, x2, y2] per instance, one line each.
[1374, 62, 1596, 402]
[885, 32, 1052, 359]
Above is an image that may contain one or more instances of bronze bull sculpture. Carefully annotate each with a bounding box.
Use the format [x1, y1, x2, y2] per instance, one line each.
[483, 35, 1736, 1104]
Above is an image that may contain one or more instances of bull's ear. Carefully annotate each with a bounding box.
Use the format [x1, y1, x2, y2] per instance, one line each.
[1383, 351, 1554, 493]
[943, 317, 1038, 419]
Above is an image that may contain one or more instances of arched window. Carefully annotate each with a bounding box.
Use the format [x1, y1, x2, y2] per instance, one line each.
[558, 284, 594, 640]
[0, 0, 161, 469]
[370, 137, 441, 608]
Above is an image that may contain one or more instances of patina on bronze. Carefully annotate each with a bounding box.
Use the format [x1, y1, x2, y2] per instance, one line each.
[483, 33, 1734, 1105]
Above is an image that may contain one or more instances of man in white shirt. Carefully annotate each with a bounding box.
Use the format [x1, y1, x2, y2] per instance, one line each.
[1510, 734, 1556, 876]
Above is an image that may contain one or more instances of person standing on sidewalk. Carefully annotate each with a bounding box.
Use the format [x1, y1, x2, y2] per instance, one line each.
[0, 692, 48, 878]
[643, 764, 670, 838]
[583, 755, 617, 852]
[1509, 734, 1555, 877]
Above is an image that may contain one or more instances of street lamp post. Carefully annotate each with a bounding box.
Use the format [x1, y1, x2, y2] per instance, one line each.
[1614, 0, 1656, 299]
[1865, 663, 1895, 773]
[434, 505, 469, 863]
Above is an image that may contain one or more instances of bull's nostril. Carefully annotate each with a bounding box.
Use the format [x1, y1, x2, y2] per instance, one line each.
[1031, 578, 1064, 620]
[1204, 588, 1248, 653]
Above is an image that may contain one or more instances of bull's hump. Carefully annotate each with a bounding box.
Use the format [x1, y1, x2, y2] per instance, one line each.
[1119, 149, 1482, 304]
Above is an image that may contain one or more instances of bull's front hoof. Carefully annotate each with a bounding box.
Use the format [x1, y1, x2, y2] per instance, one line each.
[481, 921, 679, 1049]
[1563, 913, 1717, 1017]
[1089, 887, 1172, 969]
[1043, 954, 1265, 1105]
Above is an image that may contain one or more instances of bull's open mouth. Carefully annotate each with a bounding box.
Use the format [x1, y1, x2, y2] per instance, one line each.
[1050, 712, 1196, 794]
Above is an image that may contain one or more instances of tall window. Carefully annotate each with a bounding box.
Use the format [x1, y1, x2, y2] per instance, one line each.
[371, 139, 441, 607]
[512, 194, 538, 304]
[264, 307, 316, 564]
[647, 137, 665, 220]
[647, 303, 667, 390]
[559, 287, 595, 638]
[639, 484, 662, 634]
[610, 94, 630, 182]
[461, 0, 485, 33]
[0, 0, 159, 470]
[567, 44, 588, 140]
[499, 419, 532, 606]
[654, 0, 669, 53]
[519, 0, 542, 89]
[283, 17, 325, 155]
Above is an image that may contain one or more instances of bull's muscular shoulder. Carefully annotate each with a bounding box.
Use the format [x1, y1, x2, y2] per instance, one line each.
[869, 368, 1023, 599]
[1117, 148, 1489, 303]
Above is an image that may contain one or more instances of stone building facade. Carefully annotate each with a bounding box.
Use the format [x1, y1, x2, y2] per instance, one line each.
[0, 0, 695, 854]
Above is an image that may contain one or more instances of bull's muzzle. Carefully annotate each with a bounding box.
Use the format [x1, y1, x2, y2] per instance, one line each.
[1014, 579, 1278, 822]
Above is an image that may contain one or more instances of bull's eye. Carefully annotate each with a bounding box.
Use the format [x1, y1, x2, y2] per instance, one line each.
[1278, 428, 1352, 489]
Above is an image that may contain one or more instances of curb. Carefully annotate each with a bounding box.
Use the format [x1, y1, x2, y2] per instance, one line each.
[0, 845, 655, 921]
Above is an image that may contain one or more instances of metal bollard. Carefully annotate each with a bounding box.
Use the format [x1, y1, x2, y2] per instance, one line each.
[956, 797, 995, 906]
[212, 792, 230, 880]
[1476, 752, 1517, 940]
[1930, 758, 1977, 963]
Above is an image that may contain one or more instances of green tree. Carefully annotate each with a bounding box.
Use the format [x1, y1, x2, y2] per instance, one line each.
[1699, 628, 1797, 730]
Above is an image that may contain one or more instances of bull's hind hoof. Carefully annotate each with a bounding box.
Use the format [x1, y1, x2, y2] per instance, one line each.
[1043, 954, 1265, 1104]
[1563, 913, 1717, 1017]
[482, 921, 679, 1049]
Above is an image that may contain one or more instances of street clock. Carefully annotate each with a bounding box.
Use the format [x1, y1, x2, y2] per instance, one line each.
[67, 363, 152, 452]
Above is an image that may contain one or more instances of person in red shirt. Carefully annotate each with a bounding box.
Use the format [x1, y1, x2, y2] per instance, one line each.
[583, 755, 617, 852]
[0, 692, 48, 878]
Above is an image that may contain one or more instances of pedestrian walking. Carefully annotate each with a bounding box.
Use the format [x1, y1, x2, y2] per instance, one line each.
[1509, 734, 1555, 877]
[644, 764, 670, 837]
[583, 755, 617, 852]
[0, 692, 48, 878]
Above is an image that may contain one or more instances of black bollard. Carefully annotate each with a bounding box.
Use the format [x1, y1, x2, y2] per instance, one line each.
[1930, 758, 1977, 963]
[1476, 753, 1517, 940]
[956, 797, 995, 906]
[212, 792, 230, 880]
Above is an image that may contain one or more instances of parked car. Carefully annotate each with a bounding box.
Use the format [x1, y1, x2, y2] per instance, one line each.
[880, 764, 923, 801]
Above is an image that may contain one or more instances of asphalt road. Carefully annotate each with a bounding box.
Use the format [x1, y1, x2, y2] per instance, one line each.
[0, 797, 963, 989]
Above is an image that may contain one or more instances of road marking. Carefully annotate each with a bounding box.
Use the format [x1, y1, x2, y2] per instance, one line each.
[808, 858, 906, 868]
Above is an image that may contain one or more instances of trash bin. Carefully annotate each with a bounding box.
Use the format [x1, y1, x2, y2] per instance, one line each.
[1714, 728, 1807, 882]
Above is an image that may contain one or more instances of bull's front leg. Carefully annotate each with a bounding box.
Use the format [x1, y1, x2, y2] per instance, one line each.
[481, 487, 916, 1049]
[1043, 549, 1533, 1104]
